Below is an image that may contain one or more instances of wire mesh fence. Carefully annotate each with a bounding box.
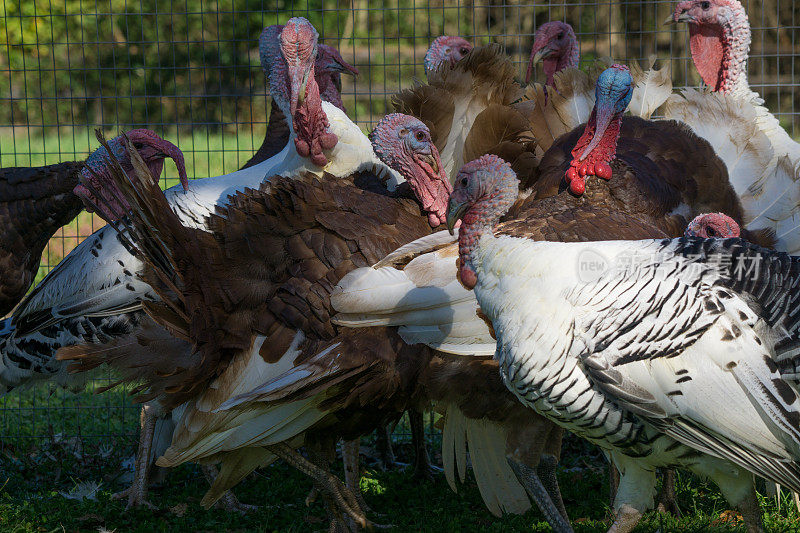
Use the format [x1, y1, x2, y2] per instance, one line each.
[0, 0, 797, 453]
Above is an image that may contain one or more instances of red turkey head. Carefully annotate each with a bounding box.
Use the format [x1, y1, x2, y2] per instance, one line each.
[666, 0, 750, 94]
[565, 64, 632, 195]
[370, 113, 451, 228]
[526, 21, 580, 85]
[75, 129, 188, 222]
[315, 43, 359, 112]
[685, 212, 740, 238]
[446, 154, 518, 289]
[424, 36, 473, 76]
[260, 18, 336, 167]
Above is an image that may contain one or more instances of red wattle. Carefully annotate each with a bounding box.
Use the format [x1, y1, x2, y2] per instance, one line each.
[596, 162, 612, 180]
[578, 163, 589, 177]
[565, 167, 578, 184]
[570, 177, 585, 195]
[458, 267, 478, 290]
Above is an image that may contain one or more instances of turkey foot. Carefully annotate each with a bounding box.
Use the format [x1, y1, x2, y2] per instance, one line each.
[608, 503, 642, 533]
[269, 443, 389, 531]
[655, 468, 680, 517]
[113, 404, 158, 510]
[537, 454, 569, 521]
[507, 458, 573, 533]
[200, 464, 259, 513]
[409, 410, 441, 480]
[342, 439, 378, 516]
[374, 425, 397, 471]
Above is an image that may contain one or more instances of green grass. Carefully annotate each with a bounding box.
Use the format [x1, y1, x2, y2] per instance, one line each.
[3, 384, 800, 532]
[5, 119, 800, 531]
[0, 128, 279, 290]
[0, 127, 266, 183]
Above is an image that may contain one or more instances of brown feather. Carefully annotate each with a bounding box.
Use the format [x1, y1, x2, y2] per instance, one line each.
[524, 116, 745, 236]
[0, 161, 85, 315]
[392, 84, 455, 151]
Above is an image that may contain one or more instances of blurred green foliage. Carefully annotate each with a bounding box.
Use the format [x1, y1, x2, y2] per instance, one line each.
[1, 1, 796, 137]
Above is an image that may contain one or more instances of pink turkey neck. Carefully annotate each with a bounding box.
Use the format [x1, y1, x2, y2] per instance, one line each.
[455, 161, 518, 290]
[262, 25, 335, 166]
[291, 62, 337, 166]
[689, 0, 750, 94]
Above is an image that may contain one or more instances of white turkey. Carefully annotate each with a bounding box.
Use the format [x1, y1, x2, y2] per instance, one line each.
[664, 0, 800, 254]
[331, 64, 760, 526]
[446, 152, 800, 533]
[241, 42, 359, 169]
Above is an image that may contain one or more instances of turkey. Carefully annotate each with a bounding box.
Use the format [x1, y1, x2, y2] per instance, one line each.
[447, 152, 800, 533]
[423, 35, 473, 79]
[241, 43, 359, 169]
[665, 0, 800, 254]
[331, 65, 754, 526]
[394, 43, 538, 185]
[524, 65, 749, 235]
[58, 113, 454, 529]
[520, 22, 672, 155]
[525, 21, 579, 86]
[0, 17, 399, 394]
[0, 130, 186, 317]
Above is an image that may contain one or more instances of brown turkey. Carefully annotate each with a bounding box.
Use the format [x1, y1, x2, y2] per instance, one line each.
[0, 130, 186, 317]
[58, 113, 457, 529]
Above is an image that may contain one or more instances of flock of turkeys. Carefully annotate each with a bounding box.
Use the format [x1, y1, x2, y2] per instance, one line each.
[2, 1, 800, 532]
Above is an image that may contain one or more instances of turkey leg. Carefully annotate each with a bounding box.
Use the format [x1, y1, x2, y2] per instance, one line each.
[112, 404, 157, 509]
[537, 453, 569, 520]
[342, 439, 374, 514]
[507, 458, 574, 533]
[200, 464, 259, 513]
[269, 442, 383, 531]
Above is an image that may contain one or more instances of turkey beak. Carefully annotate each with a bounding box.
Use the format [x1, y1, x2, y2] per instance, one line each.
[526, 47, 553, 83]
[446, 199, 467, 235]
[531, 48, 552, 66]
[420, 152, 440, 175]
[664, 11, 690, 25]
[146, 138, 189, 193]
[328, 57, 359, 77]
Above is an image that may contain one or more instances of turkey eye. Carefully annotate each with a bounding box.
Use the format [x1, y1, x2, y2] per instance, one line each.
[557, 32, 564, 39]
[706, 226, 717, 237]
[460, 47, 470, 55]
[701, 1, 710, 8]
[460, 177, 468, 186]
[415, 131, 426, 141]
